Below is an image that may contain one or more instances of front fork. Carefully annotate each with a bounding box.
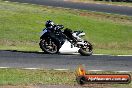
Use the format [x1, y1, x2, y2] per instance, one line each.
[76, 41, 92, 49]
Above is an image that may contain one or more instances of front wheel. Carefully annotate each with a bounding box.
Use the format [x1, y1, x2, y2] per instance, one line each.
[39, 37, 58, 54]
[78, 41, 93, 56]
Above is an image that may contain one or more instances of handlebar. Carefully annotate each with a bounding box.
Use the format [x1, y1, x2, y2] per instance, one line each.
[55, 25, 64, 30]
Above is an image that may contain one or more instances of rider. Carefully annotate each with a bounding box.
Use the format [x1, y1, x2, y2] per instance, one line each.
[45, 20, 56, 32]
[45, 20, 77, 42]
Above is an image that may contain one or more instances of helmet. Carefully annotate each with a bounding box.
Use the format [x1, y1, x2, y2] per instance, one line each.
[45, 20, 54, 28]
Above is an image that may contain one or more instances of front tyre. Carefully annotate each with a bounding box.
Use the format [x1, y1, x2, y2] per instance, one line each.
[39, 37, 58, 54]
[79, 42, 93, 56]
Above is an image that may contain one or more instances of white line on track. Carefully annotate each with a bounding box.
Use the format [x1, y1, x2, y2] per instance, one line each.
[93, 54, 109, 55]
[114, 71, 131, 73]
[0, 67, 9, 69]
[23, 68, 40, 70]
[53, 69, 69, 71]
[88, 70, 103, 72]
[0, 67, 131, 72]
[21, 3, 29, 5]
[11, 1, 19, 3]
[93, 54, 132, 56]
[116, 55, 132, 56]
[38, 51, 132, 56]
[4, 1, 9, 2]
[38, 51, 44, 52]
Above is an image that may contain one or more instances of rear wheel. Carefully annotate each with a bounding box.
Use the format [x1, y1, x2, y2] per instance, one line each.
[79, 41, 93, 56]
[39, 37, 58, 54]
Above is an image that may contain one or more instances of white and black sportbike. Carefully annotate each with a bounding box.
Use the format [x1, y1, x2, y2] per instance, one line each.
[39, 24, 93, 56]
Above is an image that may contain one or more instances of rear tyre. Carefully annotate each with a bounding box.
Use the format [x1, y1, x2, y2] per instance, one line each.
[39, 37, 58, 54]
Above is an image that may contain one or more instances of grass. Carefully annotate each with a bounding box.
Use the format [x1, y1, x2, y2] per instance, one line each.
[0, 69, 75, 85]
[0, 68, 132, 88]
[94, 49, 132, 55]
[0, 0, 132, 55]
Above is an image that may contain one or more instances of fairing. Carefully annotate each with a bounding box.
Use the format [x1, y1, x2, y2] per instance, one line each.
[59, 40, 80, 54]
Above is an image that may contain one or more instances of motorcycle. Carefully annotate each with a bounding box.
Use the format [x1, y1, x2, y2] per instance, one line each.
[39, 25, 93, 56]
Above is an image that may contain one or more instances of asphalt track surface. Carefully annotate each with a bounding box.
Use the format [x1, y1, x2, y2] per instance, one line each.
[5, 0, 132, 16]
[0, 50, 132, 71]
[0, 0, 131, 71]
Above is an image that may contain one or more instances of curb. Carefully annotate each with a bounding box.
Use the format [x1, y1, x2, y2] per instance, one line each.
[0, 67, 131, 73]
[93, 54, 132, 56]
[39, 51, 132, 56]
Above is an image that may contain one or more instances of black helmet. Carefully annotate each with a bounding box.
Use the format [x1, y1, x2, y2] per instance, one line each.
[45, 20, 54, 28]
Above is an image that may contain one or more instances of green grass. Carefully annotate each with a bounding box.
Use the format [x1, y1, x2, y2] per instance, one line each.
[94, 49, 132, 55]
[0, 68, 132, 88]
[0, 69, 75, 85]
[0, 0, 132, 55]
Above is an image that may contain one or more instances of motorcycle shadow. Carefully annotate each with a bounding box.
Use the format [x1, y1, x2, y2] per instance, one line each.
[0, 50, 81, 55]
[0, 50, 44, 54]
